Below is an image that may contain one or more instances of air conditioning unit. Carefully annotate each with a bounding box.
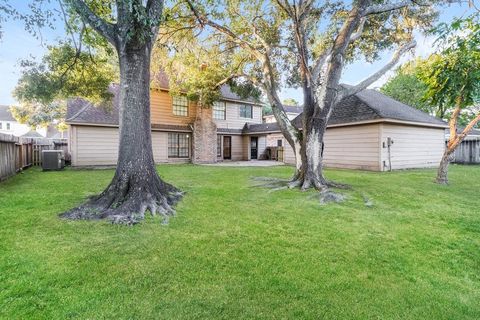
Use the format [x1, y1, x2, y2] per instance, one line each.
[42, 150, 65, 171]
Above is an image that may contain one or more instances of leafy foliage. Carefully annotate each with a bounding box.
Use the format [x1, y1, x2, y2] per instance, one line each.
[0, 0, 54, 40]
[418, 16, 480, 110]
[12, 43, 117, 129]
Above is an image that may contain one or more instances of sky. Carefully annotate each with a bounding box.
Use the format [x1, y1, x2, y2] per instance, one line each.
[0, 1, 476, 106]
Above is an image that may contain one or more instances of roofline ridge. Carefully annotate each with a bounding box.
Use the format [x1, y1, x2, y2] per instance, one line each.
[351, 91, 384, 118]
[67, 99, 92, 122]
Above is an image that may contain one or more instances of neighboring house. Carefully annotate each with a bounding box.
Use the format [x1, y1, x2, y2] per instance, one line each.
[0, 105, 29, 137]
[248, 89, 448, 171]
[446, 127, 480, 164]
[0, 105, 48, 137]
[66, 83, 264, 166]
[263, 105, 303, 123]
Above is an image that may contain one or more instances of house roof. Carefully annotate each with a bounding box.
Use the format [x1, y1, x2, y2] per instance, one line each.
[67, 97, 119, 125]
[283, 105, 303, 114]
[445, 127, 480, 140]
[264, 105, 303, 117]
[21, 130, 44, 138]
[67, 80, 260, 125]
[244, 89, 447, 134]
[0, 105, 15, 121]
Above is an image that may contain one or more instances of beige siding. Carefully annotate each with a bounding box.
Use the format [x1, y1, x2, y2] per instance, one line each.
[380, 124, 445, 170]
[323, 124, 381, 171]
[71, 125, 190, 166]
[214, 102, 262, 129]
[275, 124, 381, 171]
[150, 89, 197, 125]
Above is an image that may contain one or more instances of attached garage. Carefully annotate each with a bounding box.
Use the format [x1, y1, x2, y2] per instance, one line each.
[247, 89, 448, 171]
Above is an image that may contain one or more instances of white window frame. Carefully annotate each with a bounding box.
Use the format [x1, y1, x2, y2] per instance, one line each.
[172, 95, 189, 117]
[213, 101, 226, 120]
[239, 105, 253, 119]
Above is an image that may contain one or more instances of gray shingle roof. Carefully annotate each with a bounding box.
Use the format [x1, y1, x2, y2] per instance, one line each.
[244, 89, 447, 134]
[283, 105, 303, 114]
[21, 130, 44, 138]
[67, 98, 119, 125]
[0, 105, 15, 121]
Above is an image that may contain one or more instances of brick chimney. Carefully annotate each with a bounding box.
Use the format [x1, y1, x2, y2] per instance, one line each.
[192, 104, 217, 164]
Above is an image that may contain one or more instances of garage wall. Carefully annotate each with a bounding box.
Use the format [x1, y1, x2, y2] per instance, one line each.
[380, 124, 445, 170]
[278, 124, 382, 171]
[71, 125, 190, 166]
[324, 124, 381, 171]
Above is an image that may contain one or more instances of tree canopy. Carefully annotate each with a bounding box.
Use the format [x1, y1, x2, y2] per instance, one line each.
[11, 43, 117, 130]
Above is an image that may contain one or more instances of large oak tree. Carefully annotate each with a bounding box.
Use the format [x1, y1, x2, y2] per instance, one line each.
[185, 0, 442, 196]
[59, 0, 182, 224]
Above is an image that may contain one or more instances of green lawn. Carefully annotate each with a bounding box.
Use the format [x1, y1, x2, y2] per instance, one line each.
[1, 164, 479, 319]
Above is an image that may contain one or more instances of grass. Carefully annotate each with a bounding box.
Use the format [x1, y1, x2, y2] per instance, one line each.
[0, 164, 479, 319]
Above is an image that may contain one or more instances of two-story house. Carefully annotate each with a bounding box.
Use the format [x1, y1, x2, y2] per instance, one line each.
[66, 83, 266, 166]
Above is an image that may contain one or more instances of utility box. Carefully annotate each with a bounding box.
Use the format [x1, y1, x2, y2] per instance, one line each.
[42, 150, 65, 171]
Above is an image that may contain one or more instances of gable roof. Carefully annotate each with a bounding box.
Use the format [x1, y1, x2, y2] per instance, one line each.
[21, 130, 44, 138]
[0, 105, 15, 121]
[244, 89, 447, 134]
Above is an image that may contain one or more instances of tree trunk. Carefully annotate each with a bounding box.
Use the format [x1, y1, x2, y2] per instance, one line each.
[436, 150, 453, 185]
[61, 46, 182, 225]
[300, 116, 328, 190]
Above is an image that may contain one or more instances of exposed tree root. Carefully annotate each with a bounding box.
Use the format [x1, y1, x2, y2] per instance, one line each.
[318, 190, 347, 204]
[251, 176, 349, 205]
[361, 193, 374, 207]
[60, 174, 183, 225]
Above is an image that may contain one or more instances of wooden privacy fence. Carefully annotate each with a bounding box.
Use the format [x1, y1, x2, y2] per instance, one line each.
[0, 133, 33, 181]
[31, 138, 69, 166]
[0, 134, 69, 181]
[451, 139, 480, 164]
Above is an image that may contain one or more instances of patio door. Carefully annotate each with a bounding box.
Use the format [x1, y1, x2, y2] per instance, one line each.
[223, 136, 231, 159]
[250, 137, 258, 160]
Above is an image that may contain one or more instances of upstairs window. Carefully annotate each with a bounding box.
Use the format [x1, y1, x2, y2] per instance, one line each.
[0, 123, 2, 130]
[173, 95, 188, 117]
[6, 123, 10, 130]
[168, 133, 190, 158]
[213, 101, 226, 120]
[240, 105, 253, 118]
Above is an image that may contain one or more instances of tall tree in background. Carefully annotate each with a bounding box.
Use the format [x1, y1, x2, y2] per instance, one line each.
[417, 16, 480, 184]
[11, 43, 117, 131]
[381, 57, 478, 126]
[186, 0, 439, 195]
[59, 0, 182, 224]
[381, 62, 433, 115]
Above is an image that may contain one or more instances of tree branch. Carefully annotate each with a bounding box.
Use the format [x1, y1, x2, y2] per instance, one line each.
[65, 0, 117, 45]
[341, 40, 416, 99]
[349, 17, 367, 42]
[364, 1, 416, 16]
[147, 0, 165, 42]
[311, 48, 332, 83]
[185, 0, 262, 53]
